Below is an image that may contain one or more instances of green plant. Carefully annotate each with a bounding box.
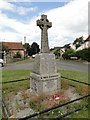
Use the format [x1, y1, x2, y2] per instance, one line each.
[73, 36, 84, 49]
[54, 49, 60, 58]
[2, 44, 10, 53]
[62, 48, 75, 59]
[13, 51, 22, 58]
[75, 47, 90, 61]
[29, 42, 40, 56]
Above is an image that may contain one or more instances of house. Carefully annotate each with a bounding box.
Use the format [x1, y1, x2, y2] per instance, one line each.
[76, 35, 90, 51]
[50, 47, 62, 54]
[2, 42, 25, 58]
[60, 43, 76, 57]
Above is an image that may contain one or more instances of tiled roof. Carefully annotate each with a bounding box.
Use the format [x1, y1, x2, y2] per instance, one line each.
[84, 35, 90, 43]
[2, 42, 24, 50]
[63, 43, 70, 48]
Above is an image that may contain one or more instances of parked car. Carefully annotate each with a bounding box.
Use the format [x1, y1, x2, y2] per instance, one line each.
[32, 54, 36, 58]
[0, 51, 6, 67]
[0, 58, 4, 67]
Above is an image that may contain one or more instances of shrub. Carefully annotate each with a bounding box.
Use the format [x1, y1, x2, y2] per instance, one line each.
[75, 51, 82, 59]
[75, 47, 90, 62]
[13, 52, 22, 58]
[62, 48, 75, 60]
[63, 47, 90, 61]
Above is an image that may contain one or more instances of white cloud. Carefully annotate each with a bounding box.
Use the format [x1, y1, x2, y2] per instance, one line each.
[5, 0, 71, 2]
[0, 0, 89, 48]
[0, 0, 15, 11]
[0, 0, 37, 15]
[17, 6, 38, 15]
[44, 0, 88, 47]
[27, 0, 88, 47]
[0, 12, 29, 34]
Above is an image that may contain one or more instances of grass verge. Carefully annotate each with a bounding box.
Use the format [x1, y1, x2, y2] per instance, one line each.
[2, 70, 31, 99]
[7, 58, 34, 64]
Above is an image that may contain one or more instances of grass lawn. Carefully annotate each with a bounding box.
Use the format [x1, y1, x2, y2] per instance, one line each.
[58, 70, 89, 96]
[7, 58, 34, 64]
[0, 113, 2, 120]
[57, 58, 89, 64]
[2, 69, 89, 119]
[59, 70, 88, 83]
[2, 70, 31, 99]
[70, 107, 89, 118]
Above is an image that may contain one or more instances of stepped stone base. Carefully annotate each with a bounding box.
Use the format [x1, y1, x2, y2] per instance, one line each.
[30, 73, 60, 94]
[30, 53, 61, 95]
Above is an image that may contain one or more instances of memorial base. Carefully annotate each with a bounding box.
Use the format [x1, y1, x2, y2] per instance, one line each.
[30, 53, 61, 95]
[30, 73, 60, 95]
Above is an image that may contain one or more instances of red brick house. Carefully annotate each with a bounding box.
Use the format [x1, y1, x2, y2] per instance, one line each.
[2, 42, 25, 58]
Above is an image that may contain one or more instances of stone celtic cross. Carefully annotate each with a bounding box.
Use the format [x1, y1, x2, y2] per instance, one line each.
[37, 15, 52, 53]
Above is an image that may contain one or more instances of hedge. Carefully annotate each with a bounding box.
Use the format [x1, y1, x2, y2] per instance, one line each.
[62, 49, 75, 60]
[62, 47, 90, 62]
[75, 47, 90, 62]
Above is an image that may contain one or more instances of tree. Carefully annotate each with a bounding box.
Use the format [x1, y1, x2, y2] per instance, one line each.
[62, 48, 75, 59]
[23, 43, 30, 55]
[54, 49, 60, 58]
[29, 42, 40, 56]
[73, 36, 84, 49]
[2, 44, 10, 53]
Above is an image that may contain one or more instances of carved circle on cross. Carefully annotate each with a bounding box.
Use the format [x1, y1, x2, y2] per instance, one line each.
[37, 15, 52, 30]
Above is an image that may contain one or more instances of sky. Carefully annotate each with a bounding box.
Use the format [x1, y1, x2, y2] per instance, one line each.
[0, 0, 89, 48]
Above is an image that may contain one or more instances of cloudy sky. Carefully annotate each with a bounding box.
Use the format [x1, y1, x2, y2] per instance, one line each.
[0, 0, 89, 48]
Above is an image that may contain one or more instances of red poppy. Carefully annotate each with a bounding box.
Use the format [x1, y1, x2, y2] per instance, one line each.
[83, 88, 87, 92]
[13, 109, 16, 113]
[52, 94, 55, 99]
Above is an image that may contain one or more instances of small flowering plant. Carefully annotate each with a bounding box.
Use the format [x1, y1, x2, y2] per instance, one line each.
[9, 108, 17, 118]
[82, 87, 88, 95]
[48, 93, 70, 107]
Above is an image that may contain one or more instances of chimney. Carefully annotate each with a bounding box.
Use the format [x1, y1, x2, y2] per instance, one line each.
[24, 36, 26, 44]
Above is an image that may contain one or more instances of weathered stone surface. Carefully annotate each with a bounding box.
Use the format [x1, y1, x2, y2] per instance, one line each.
[33, 53, 57, 75]
[30, 53, 61, 94]
[30, 15, 61, 95]
[37, 15, 52, 53]
[30, 72, 60, 94]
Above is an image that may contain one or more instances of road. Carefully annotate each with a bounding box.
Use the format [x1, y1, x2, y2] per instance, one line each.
[56, 60, 88, 72]
[2, 60, 88, 72]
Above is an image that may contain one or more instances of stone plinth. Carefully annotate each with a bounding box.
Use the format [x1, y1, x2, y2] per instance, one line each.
[33, 53, 57, 75]
[30, 53, 61, 95]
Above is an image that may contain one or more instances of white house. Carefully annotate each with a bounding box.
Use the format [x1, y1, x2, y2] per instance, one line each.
[76, 35, 90, 51]
[60, 43, 76, 57]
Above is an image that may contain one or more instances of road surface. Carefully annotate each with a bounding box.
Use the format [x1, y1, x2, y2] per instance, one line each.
[2, 60, 88, 72]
